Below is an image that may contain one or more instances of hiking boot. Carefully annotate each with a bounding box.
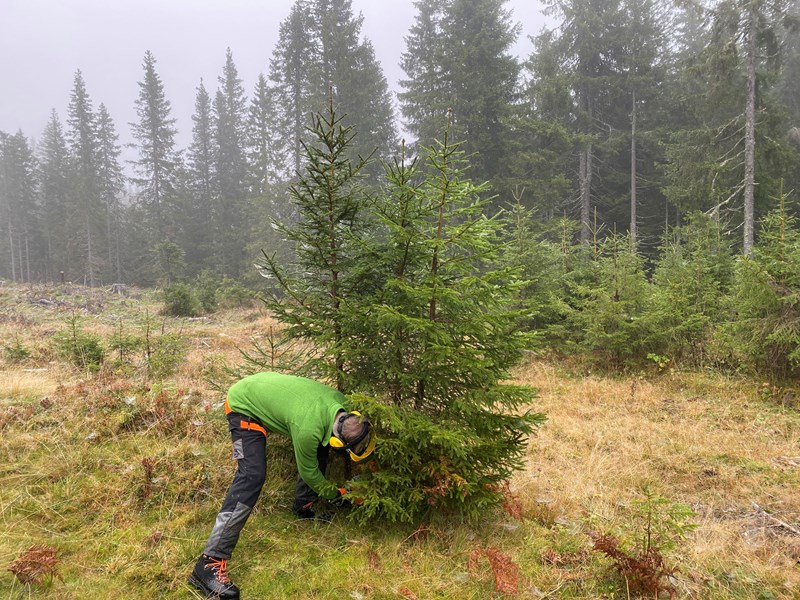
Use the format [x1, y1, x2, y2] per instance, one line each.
[188, 554, 240, 599]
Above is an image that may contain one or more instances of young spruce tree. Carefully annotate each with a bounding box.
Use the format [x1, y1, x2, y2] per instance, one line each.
[343, 130, 545, 523]
[722, 189, 800, 376]
[258, 103, 545, 523]
[257, 100, 370, 392]
[563, 233, 653, 369]
[647, 212, 734, 367]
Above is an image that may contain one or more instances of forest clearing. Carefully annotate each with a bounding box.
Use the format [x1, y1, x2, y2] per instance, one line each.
[3, 0, 800, 597]
[1, 282, 798, 599]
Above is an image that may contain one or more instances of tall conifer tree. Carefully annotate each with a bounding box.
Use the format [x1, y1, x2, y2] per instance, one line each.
[714, 0, 796, 254]
[664, 0, 796, 254]
[0, 131, 40, 282]
[511, 29, 577, 219]
[66, 70, 105, 286]
[269, 0, 396, 177]
[539, 0, 626, 242]
[130, 51, 180, 242]
[246, 73, 281, 196]
[440, 0, 520, 184]
[314, 0, 397, 169]
[400, 0, 520, 187]
[37, 110, 70, 279]
[270, 0, 320, 176]
[184, 79, 216, 273]
[399, 0, 448, 150]
[0, 132, 10, 280]
[213, 48, 249, 277]
[245, 73, 291, 270]
[96, 103, 125, 282]
[620, 0, 670, 247]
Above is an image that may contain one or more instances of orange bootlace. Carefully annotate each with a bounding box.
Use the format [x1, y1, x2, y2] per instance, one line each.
[205, 558, 232, 584]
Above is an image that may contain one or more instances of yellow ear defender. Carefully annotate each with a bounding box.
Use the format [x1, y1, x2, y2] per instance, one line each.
[330, 411, 376, 462]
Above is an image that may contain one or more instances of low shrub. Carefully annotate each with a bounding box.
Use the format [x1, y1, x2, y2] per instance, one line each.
[3, 336, 31, 363]
[52, 315, 104, 371]
[194, 270, 219, 313]
[217, 277, 256, 309]
[161, 284, 200, 317]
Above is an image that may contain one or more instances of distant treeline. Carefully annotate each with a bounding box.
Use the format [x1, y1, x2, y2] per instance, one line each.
[1, 0, 799, 289]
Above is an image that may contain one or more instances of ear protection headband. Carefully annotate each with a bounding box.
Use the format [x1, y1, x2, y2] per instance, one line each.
[329, 411, 376, 462]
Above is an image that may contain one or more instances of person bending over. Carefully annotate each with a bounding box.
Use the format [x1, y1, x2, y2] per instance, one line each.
[189, 372, 375, 599]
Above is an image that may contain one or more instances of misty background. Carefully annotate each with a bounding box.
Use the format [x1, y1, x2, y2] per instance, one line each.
[0, 0, 548, 149]
[2, 0, 799, 308]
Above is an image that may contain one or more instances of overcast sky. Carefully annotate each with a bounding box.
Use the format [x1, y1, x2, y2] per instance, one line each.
[0, 0, 550, 150]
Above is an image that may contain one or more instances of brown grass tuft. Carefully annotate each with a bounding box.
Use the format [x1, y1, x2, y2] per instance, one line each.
[0, 368, 59, 402]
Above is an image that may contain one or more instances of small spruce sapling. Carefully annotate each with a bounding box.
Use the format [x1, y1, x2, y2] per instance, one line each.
[647, 212, 734, 367]
[501, 197, 570, 333]
[590, 486, 696, 598]
[141, 310, 187, 380]
[563, 233, 652, 369]
[3, 335, 31, 363]
[52, 312, 104, 372]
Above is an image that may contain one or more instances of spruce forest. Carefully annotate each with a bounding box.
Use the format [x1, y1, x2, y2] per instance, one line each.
[2, 0, 800, 598]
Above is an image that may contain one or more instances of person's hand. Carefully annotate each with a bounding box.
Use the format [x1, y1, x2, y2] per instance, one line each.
[332, 487, 365, 507]
[331, 487, 350, 507]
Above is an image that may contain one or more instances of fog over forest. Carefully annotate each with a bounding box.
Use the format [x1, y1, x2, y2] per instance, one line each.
[1, 0, 799, 297]
[0, 0, 549, 148]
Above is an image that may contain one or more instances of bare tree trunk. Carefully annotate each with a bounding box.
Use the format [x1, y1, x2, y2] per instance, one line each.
[580, 91, 594, 243]
[41, 193, 53, 281]
[86, 220, 95, 287]
[7, 219, 16, 281]
[630, 90, 638, 247]
[24, 236, 31, 283]
[580, 144, 593, 243]
[743, 7, 757, 256]
[106, 193, 122, 283]
[115, 215, 122, 283]
[45, 228, 53, 282]
[106, 196, 113, 280]
[16, 238, 23, 282]
[21, 209, 32, 282]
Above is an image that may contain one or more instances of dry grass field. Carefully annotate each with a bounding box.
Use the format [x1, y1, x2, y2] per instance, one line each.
[514, 362, 800, 598]
[1, 281, 798, 599]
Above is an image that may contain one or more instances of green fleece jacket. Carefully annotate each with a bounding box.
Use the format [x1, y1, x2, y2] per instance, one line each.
[226, 372, 345, 500]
